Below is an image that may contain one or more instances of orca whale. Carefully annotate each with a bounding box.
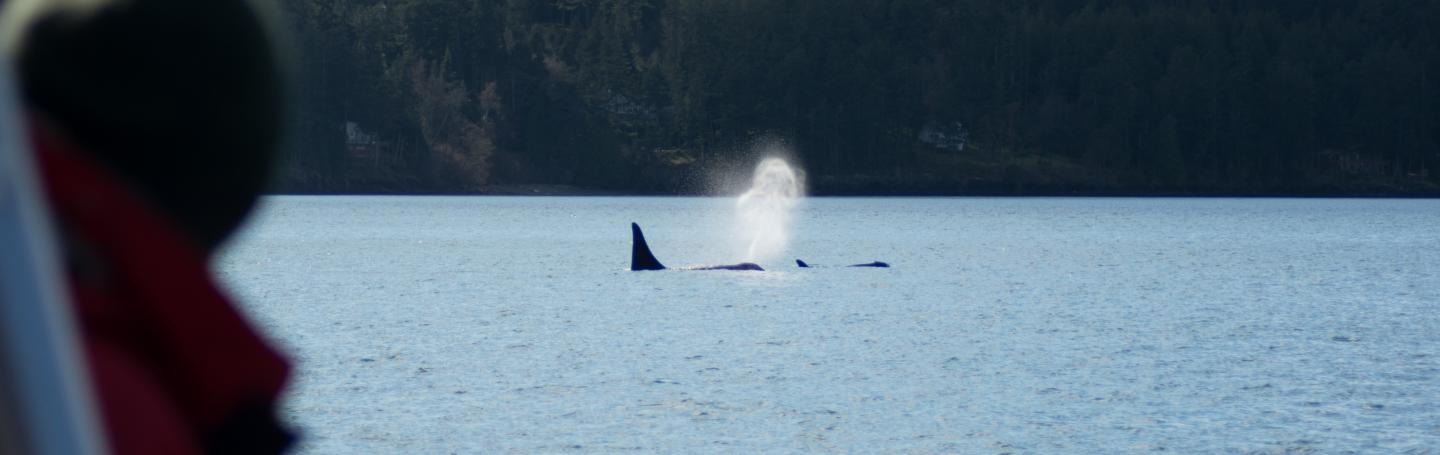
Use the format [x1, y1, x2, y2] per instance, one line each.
[796, 259, 889, 268]
[631, 223, 764, 271]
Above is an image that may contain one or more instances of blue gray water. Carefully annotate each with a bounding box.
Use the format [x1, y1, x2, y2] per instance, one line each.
[217, 196, 1440, 453]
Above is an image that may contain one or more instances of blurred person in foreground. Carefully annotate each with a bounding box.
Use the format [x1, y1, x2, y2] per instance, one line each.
[3, 0, 294, 453]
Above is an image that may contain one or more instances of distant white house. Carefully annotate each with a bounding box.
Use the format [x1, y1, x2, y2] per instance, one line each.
[918, 121, 968, 152]
[343, 121, 385, 168]
[345, 121, 376, 147]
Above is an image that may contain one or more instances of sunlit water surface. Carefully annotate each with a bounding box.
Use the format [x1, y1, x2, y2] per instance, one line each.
[218, 196, 1440, 453]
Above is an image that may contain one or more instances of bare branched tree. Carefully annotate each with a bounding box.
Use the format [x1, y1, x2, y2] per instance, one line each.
[409, 59, 494, 189]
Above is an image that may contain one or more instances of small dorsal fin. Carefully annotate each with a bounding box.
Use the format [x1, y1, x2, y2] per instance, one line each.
[796, 259, 810, 268]
[630, 223, 665, 271]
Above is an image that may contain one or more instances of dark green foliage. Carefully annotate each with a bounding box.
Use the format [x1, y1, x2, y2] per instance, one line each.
[276, 0, 1440, 195]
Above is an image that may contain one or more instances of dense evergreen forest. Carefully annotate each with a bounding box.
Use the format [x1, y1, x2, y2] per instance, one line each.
[277, 0, 1440, 195]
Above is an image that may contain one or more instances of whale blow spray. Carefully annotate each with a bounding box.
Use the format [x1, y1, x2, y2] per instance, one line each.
[735, 157, 804, 262]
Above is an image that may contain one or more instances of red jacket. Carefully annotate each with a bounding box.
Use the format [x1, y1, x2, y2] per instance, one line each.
[34, 127, 292, 454]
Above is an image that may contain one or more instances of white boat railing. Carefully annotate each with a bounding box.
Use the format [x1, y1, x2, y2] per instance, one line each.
[0, 54, 107, 455]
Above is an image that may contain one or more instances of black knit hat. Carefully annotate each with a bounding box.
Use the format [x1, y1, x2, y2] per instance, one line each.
[17, 0, 286, 252]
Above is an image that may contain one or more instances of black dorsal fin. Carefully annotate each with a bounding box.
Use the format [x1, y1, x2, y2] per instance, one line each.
[630, 223, 666, 271]
[796, 259, 810, 268]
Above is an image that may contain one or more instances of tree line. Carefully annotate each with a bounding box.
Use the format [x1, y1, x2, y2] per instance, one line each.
[276, 0, 1440, 195]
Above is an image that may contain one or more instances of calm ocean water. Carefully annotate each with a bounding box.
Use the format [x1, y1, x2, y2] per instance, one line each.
[217, 196, 1440, 453]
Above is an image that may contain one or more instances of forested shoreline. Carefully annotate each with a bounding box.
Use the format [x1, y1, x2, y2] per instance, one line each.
[276, 0, 1440, 196]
